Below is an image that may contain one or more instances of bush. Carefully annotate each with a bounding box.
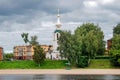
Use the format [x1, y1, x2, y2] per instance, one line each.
[76, 56, 89, 68]
[110, 50, 120, 66]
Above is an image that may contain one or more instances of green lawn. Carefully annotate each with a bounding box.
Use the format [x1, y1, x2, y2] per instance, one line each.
[0, 60, 67, 69]
[88, 59, 114, 69]
[0, 59, 119, 69]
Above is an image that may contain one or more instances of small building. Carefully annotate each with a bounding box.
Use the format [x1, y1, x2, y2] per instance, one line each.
[0, 47, 3, 60]
[13, 45, 53, 60]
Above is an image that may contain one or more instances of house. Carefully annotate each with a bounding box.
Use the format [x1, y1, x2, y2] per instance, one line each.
[13, 45, 53, 60]
[0, 47, 3, 60]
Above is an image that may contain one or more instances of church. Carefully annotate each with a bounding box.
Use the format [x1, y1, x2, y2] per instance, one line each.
[46, 9, 62, 60]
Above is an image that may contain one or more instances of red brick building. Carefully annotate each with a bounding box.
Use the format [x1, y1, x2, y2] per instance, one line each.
[107, 39, 112, 50]
[0, 47, 3, 60]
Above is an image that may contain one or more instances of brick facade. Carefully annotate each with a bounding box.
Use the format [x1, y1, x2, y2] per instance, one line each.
[107, 39, 112, 50]
[0, 47, 3, 60]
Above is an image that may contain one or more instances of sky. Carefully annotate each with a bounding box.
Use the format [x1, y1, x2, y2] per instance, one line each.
[0, 0, 120, 53]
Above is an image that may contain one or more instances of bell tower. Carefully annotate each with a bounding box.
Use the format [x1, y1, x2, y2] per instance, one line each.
[53, 9, 62, 54]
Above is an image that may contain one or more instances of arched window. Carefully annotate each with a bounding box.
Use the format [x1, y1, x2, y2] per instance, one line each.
[57, 33, 59, 40]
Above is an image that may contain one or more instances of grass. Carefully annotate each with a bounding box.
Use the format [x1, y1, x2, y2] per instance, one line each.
[0, 60, 67, 69]
[0, 59, 119, 69]
[88, 59, 114, 69]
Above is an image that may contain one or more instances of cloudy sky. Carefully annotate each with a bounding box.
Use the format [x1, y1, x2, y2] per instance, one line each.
[0, 0, 120, 53]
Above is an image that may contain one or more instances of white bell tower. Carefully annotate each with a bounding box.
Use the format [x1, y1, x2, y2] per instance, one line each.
[53, 9, 62, 55]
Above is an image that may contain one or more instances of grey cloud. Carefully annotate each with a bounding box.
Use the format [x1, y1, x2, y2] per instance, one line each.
[0, 0, 120, 52]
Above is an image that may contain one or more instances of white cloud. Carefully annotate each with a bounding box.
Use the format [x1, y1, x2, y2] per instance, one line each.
[41, 21, 55, 27]
[100, 0, 114, 5]
[83, 1, 98, 8]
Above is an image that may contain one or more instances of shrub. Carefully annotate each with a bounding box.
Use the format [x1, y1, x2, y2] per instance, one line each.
[110, 50, 120, 66]
[76, 56, 89, 68]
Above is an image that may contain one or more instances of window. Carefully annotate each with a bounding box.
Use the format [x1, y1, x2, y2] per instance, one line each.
[57, 33, 59, 40]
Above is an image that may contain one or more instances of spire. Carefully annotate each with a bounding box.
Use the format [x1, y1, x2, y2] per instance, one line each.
[56, 8, 61, 29]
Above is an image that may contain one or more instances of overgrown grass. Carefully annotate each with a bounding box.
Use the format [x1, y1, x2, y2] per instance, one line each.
[87, 59, 114, 69]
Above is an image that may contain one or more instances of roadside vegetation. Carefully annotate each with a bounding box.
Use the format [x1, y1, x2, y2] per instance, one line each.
[0, 59, 118, 69]
[110, 23, 120, 66]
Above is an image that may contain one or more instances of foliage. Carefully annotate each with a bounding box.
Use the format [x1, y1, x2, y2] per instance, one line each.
[21, 33, 45, 66]
[58, 31, 88, 67]
[76, 56, 89, 68]
[33, 45, 45, 66]
[29, 36, 39, 46]
[58, 31, 74, 61]
[75, 23, 105, 57]
[111, 34, 120, 50]
[21, 33, 29, 44]
[113, 23, 120, 34]
[4, 53, 13, 58]
[58, 23, 105, 68]
[3, 53, 14, 61]
[58, 31, 84, 67]
[110, 23, 120, 66]
[110, 50, 120, 66]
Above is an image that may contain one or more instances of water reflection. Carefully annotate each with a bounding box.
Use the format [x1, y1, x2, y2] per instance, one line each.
[0, 74, 120, 80]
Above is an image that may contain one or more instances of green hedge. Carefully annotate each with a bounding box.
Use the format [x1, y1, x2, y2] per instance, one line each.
[94, 56, 110, 59]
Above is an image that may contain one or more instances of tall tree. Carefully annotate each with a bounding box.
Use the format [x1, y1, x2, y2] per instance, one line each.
[75, 23, 105, 57]
[113, 23, 120, 34]
[58, 23, 105, 67]
[58, 31, 88, 67]
[21, 33, 45, 66]
[111, 34, 120, 50]
[33, 45, 45, 66]
[29, 36, 39, 46]
[110, 23, 120, 66]
[58, 31, 75, 63]
[21, 33, 29, 44]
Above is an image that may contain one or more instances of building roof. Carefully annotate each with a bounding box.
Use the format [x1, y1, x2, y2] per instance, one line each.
[54, 30, 62, 33]
[0, 47, 3, 49]
[14, 45, 53, 48]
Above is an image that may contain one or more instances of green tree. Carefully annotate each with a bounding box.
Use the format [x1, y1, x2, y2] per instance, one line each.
[75, 23, 105, 57]
[113, 23, 120, 34]
[33, 45, 45, 66]
[29, 36, 39, 46]
[21, 33, 45, 66]
[110, 23, 120, 66]
[111, 34, 120, 50]
[58, 23, 105, 67]
[3, 53, 14, 61]
[21, 33, 29, 44]
[110, 50, 120, 66]
[58, 31, 74, 63]
[58, 31, 88, 67]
